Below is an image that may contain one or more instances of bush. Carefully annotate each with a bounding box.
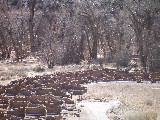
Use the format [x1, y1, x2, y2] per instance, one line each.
[113, 50, 130, 67]
[16, 71, 28, 78]
[125, 111, 158, 120]
[0, 66, 4, 71]
[33, 66, 45, 72]
[0, 71, 15, 81]
[145, 100, 153, 106]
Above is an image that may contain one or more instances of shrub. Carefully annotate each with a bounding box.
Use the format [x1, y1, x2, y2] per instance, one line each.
[145, 100, 153, 106]
[0, 76, 10, 81]
[0, 71, 15, 81]
[33, 66, 45, 72]
[113, 50, 130, 67]
[16, 71, 27, 77]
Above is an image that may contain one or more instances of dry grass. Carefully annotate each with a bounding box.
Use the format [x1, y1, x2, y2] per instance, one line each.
[0, 67, 28, 82]
[0, 60, 40, 84]
[124, 111, 158, 120]
[0, 58, 109, 85]
[84, 82, 160, 120]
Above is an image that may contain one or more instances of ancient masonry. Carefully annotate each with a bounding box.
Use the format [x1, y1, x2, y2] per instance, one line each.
[0, 68, 159, 119]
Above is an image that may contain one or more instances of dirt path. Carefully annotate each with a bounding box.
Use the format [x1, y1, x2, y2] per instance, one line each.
[74, 101, 120, 120]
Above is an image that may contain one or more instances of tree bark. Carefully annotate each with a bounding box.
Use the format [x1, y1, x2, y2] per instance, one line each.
[29, 0, 36, 52]
[78, 30, 85, 60]
[91, 26, 98, 60]
[80, 13, 98, 60]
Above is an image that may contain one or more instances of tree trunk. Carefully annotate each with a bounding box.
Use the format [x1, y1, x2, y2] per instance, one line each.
[81, 13, 98, 60]
[78, 30, 85, 60]
[91, 26, 98, 60]
[99, 32, 106, 57]
[29, 0, 36, 52]
[48, 61, 54, 68]
[0, 29, 10, 59]
[85, 28, 92, 60]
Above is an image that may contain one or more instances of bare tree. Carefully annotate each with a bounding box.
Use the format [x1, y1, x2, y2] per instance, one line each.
[0, 0, 160, 72]
[125, 0, 160, 72]
[28, 0, 36, 52]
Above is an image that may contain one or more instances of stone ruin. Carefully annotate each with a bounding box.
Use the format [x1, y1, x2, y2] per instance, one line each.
[0, 68, 159, 119]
